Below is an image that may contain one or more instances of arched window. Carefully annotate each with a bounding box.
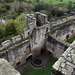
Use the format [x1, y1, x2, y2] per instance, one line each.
[66, 34, 70, 39]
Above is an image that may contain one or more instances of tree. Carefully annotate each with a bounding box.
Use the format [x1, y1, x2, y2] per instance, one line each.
[49, 0, 53, 7]
[0, 25, 5, 38]
[60, 0, 63, 2]
[67, 1, 73, 12]
[5, 20, 16, 35]
[16, 3, 24, 15]
[35, 0, 40, 3]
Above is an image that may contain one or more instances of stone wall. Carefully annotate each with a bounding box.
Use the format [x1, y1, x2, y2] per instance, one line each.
[46, 34, 69, 58]
[51, 23, 75, 41]
[0, 35, 22, 50]
[0, 12, 50, 68]
[0, 40, 30, 68]
[52, 41, 75, 75]
[30, 24, 50, 56]
[51, 15, 75, 27]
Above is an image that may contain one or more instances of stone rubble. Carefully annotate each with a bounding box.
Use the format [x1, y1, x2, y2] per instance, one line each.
[52, 41, 75, 75]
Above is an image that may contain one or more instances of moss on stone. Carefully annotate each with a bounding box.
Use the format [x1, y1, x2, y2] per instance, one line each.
[51, 19, 75, 30]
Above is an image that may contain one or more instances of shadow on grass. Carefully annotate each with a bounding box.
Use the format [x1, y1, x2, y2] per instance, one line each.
[22, 57, 57, 75]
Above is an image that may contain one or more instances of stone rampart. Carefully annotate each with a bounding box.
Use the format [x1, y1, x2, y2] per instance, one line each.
[51, 15, 75, 27]
[51, 23, 75, 41]
[46, 34, 69, 58]
[52, 41, 75, 75]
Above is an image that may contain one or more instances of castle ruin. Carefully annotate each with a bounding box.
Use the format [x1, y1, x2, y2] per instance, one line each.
[0, 12, 75, 75]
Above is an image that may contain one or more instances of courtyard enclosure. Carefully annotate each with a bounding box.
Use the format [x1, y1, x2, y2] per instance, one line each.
[0, 12, 75, 75]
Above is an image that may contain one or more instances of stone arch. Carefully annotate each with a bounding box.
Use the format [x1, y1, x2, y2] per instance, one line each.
[66, 34, 70, 39]
[16, 61, 21, 66]
[28, 32, 30, 35]
[26, 55, 32, 61]
[46, 27, 48, 33]
[71, 30, 74, 33]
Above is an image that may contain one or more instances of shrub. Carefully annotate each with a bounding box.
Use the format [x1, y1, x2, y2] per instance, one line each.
[0, 25, 5, 38]
[34, 3, 49, 12]
[5, 20, 17, 35]
[4, 13, 18, 20]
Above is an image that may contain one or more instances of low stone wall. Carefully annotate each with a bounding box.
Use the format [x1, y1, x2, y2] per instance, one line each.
[51, 23, 75, 41]
[46, 34, 69, 58]
[0, 40, 30, 68]
[52, 41, 75, 75]
[0, 35, 22, 51]
[51, 15, 75, 27]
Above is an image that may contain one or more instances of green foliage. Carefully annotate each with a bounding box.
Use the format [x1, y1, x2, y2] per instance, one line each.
[5, 20, 17, 35]
[0, 25, 5, 38]
[22, 57, 57, 75]
[34, 3, 49, 12]
[16, 3, 24, 15]
[34, 2, 64, 20]
[67, 1, 73, 12]
[59, 16, 66, 20]
[51, 19, 75, 30]
[0, 13, 25, 44]
[0, 0, 4, 3]
[66, 37, 75, 44]
[14, 13, 25, 34]
[0, 35, 14, 44]
[35, 0, 40, 3]
[67, 1, 75, 12]
[4, 13, 18, 20]
[0, 4, 7, 14]
[4, 3, 10, 10]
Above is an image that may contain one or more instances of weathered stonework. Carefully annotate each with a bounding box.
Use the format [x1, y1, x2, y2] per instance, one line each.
[51, 15, 75, 27]
[51, 24, 75, 41]
[0, 58, 21, 75]
[0, 12, 75, 75]
[46, 34, 69, 58]
[52, 41, 75, 75]
[0, 12, 50, 68]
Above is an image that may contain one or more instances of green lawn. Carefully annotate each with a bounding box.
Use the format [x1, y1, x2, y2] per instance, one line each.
[66, 37, 75, 44]
[27, 0, 75, 5]
[22, 58, 57, 75]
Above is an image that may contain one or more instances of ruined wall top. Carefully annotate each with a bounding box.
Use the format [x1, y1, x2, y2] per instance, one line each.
[0, 58, 21, 75]
[25, 12, 48, 28]
[52, 41, 75, 75]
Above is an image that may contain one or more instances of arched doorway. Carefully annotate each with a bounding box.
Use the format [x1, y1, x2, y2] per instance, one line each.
[66, 34, 70, 39]
[26, 55, 32, 61]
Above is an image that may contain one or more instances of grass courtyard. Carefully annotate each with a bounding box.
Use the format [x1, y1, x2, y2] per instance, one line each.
[27, 0, 75, 5]
[22, 57, 57, 75]
[66, 37, 75, 44]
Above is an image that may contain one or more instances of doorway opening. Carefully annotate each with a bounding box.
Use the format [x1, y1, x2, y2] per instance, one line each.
[26, 55, 32, 61]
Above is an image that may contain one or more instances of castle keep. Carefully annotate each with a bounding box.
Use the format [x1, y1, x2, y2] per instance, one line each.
[0, 12, 75, 75]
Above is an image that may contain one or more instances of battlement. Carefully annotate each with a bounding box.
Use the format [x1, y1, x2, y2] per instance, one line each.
[25, 12, 48, 28]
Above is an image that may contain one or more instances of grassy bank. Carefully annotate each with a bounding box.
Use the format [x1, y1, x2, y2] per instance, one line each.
[27, 0, 75, 5]
[22, 57, 57, 75]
